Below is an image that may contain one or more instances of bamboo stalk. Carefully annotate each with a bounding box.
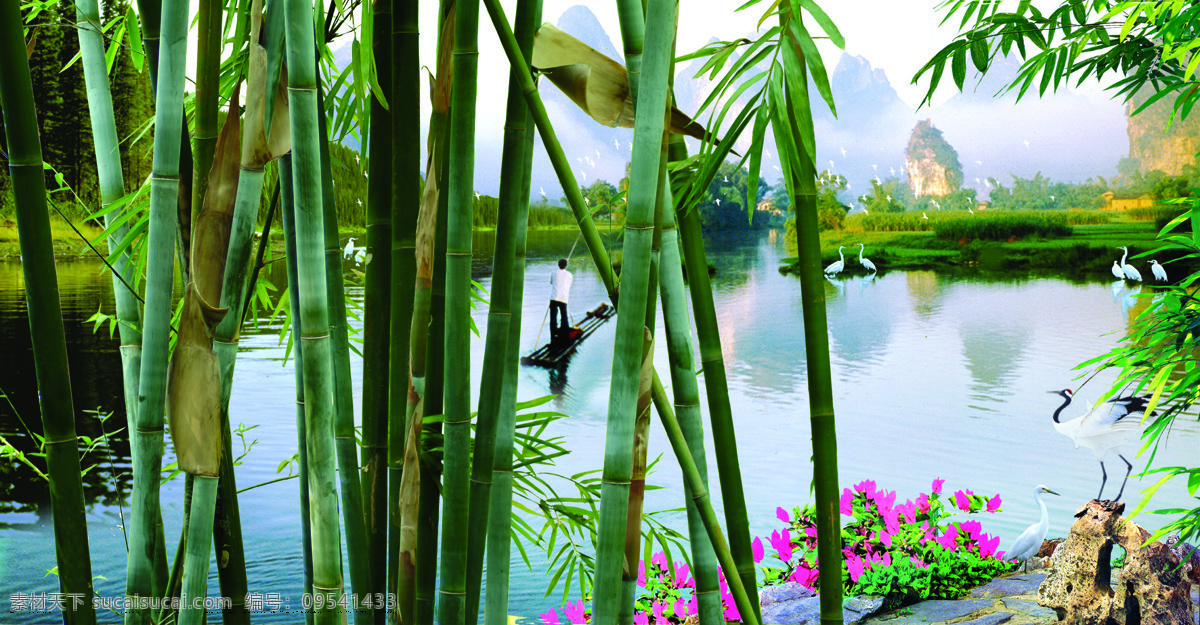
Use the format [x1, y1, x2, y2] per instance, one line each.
[317, 86, 372, 625]
[648, 379, 758, 625]
[779, 19, 843, 620]
[591, 0, 675, 619]
[281, 154, 317, 625]
[281, 0, 348, 619]
[437, 0, 482, 616]
[0, 6, 96, 622]
[362, 0, 395, 613]
[482, 4, 539, 623]
[178, 477, 218, 625]
[193, 0, 223, 221]
[669, 136, 762, 623]
[658, 134, 721, 625]
[127, 0, 192, 617]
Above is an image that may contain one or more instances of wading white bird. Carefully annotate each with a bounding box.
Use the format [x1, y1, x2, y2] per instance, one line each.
[824, 246, 846, 275]
[1111, 261, 1124, 280]
[1150, 260, 1168, 282]
[343, 238, 355, 259]
[1048, 389, 1152, 501]
[1005, 485, 1060, 571]
[1119, 246, 1142, 282]
[856, 243, 877, 272]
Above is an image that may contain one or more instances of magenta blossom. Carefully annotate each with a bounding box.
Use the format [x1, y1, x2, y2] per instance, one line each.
[687, 596, 698, 617]
[897, 499, 917, 524]
[674, 598, 687, 619]
[987, 494, 1002, 512]
[953, 489, 973, 512]
[674, 563, 692, 589]
[854, 480, 878, 499]
[542, 609, 561, 625]
[874, 489, 897, 512]
[910, 555, 929, 569]
[777, 506, 791, 523]
[879, 528, 893, 548]
[932, 478, 945, 494]
[840, 488, 855, 516]
[722, 591, 740, 622]
[917, 492, 930, 513]
[881, 506, 901, 535]
[653, 602, 668, 625]
[790, 564, 819, 589]
[919, 521, 934, 544]
[564, 601, 586, 625]
[651, 551, 667, 571]
[752, 536, 765, 563]
[979, 533, 1001, 559]
[637, 560, 646, 588]
[846, 554, 865, 583]
[938, 524, 959, 551]
[769, 529, 793, 562]
[633, 612, 648, 625]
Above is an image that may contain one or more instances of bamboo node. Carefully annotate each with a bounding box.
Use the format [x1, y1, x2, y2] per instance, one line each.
[300, 333, 332, 340]
[601, 479, 632, 485]
[625, 224, 655, 231]
[468, 477, 493, 486]
[438, 590, 467, 596]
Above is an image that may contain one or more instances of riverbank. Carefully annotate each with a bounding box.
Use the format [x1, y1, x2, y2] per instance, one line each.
[780, 221, 1197, 277]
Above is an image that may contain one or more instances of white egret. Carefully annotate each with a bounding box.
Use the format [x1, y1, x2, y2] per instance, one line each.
[856, 243, 876, 272]
[1150, 260, 1168, 282]
[724, 175, 729, 183]
[824, 246, 846, 275]
[975, 160, 983, 165]
[890, 166, 896, 175]
[1111, 261, 1124, 280]
[474, 191, 480, 200]
[540, 186, 546, 198]
[1118, 246, 1142, 281]
[886, 194, 892, 202]
[595, 149, 601, 159]
[1048, 389, 1152, 501]
[968, 207, 975, 214]
[1004, 485, 1060, 571]
[715, 199, 721, 206]
[343, 237, 355, 259]
[922, 212, 929, 220]
[872, 164, 878, 171]
[840, 147, 847, 157]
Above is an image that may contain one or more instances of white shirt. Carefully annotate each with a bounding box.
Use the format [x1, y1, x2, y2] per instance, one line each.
[550, 268, 573, 304]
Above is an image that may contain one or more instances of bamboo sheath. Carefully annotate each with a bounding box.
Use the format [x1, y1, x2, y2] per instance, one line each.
[362, 0, 395, 613]
[0, 5, 96, 623]
[281, 0, 347, 618]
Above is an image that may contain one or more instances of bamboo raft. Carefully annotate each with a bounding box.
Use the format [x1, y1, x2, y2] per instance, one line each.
[521, 302, 616, 368]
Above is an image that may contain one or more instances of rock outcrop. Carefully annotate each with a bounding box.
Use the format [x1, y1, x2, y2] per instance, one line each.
[1038, 500, 1193, 625]
[1127, 88, 1200, 176]
[905, 120, 963, 198]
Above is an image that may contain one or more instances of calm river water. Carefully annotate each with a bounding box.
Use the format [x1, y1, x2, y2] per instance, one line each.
[0, 230, 1196, 623]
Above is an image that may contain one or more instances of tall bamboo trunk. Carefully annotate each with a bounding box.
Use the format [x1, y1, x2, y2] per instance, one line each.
[318, 87, 371, 625]
[127, 0, 193, 618]
[670, 134, 761, 625]
[661, 133, 722, 625]
[362, 0, 395, 615]
[281, 154, 317, 625]
[437, 0, 481, 616]
[0, 5, 96, 623]
[74, 0, 142, 480]
[592, 0, 675, 619]
[282, 0, 347, 620]
[193, 0, 222, 220]
[779, 18, 843, 619]
[482, 3, 539, 623]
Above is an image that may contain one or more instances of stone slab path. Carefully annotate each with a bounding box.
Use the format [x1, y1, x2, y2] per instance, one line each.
[860, 574, 1055, 625]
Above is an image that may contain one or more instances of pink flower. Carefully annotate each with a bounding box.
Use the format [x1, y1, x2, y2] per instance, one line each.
[653, 602, 668, 625]
[777, 506, 791, 523]
[910, 555, 928, 569]
[687, 596, 698, 617]
[875, 489, 897, 512]
[979, 533, 1001, 559]
[651, 552, 667, 571]
[637, 560, 646, 588]
[897, 499, 917, 524]
[846, 554, 865, 583]
[542, 609, 561, 625]
[953, 490, 972, 511]
[722, 592, 740, 622]
[854, 480, 878, 498]
[938, 524, 959, 551]
[919, 521, 933, 544]
[917, 493, 930, 513]
[996, 551, 1006, 561]
[674, 563, 692, 589]
[770, 529, 793, 562]
[987, 494, 1002, 512]
[564, 601, 586, 625]
[790, 564, 818, 589]
[840, 488, 855, 516]
[674, 598, 687, 619]
[932, 478, 945, 495]
[879, 529, 893, 548]
[752, 536, 765, 563]
[633, 612, 648, 625]
[881, 506, 901, 535]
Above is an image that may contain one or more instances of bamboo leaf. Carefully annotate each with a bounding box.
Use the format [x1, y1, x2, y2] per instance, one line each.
[126, 7, 144, 72]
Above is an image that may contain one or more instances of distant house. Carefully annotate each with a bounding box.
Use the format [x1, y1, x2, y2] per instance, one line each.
[1102, 191, 1155, 210]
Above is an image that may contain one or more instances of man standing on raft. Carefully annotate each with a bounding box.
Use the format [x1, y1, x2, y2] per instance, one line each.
[550, 258, 573, 346]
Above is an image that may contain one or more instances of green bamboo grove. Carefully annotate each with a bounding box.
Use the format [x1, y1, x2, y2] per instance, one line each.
[4, 0, 851, 621]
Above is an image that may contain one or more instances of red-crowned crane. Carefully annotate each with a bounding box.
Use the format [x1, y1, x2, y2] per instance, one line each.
[1048, 389, 1152, 502]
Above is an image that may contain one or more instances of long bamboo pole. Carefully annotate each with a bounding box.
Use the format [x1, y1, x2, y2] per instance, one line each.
[780, 18, 843, 620]
[591, 0, 674, 618]
[317, 86, 372, 625]
[127, 0, 192, 617]
[660, 134, 721, 625]
[282, 0, 347, 619]
[438, 0, 481, 616]
[0, 5, 96, 623]
[74, 0, 142, 479]
[482, 3, 539, 622]
[281, 154, 317, 625]
[670, 135, 762, 625]
[363, 0, 395, 613]
[193, 0, 223, 221]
